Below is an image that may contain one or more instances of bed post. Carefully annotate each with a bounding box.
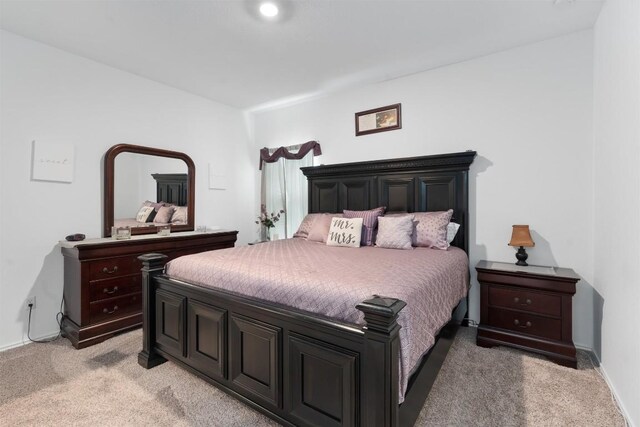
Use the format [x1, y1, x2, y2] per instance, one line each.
[138, 253, 168, 369]
[356, 296, 407, 427]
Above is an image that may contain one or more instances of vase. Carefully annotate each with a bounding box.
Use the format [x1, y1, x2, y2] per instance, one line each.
[260, 226, 271, 242]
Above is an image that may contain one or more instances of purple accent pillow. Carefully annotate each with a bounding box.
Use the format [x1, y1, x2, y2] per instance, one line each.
[307, 214, 343, 243]
[171, 206, 188, 224]
[412, 209, 454, 250]
[376, 215, 414, 250]
[142, 200, 164, 212]
[293, 213, 323, 239]
[343, 207, 385, 246]
[153, 206, 175, 224]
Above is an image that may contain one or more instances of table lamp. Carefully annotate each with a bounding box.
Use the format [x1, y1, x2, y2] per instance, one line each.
[508, 225, 535, 266]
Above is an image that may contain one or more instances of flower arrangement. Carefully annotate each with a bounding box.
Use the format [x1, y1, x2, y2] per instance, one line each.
[255, 204, 285, 229]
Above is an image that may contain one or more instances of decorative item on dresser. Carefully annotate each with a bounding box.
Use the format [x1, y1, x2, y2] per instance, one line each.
[508, 224, 535, 266]
[475, 260, 581, 368]
[61, 231, 237, 349]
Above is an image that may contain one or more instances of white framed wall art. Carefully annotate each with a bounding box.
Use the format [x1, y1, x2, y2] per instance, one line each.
[31, 141, 75, 183]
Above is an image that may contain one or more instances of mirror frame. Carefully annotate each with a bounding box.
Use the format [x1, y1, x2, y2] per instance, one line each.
[104, 143, 196, 237]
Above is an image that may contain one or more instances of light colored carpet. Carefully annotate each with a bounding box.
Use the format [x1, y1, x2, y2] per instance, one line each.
[0, 327, 624, 426]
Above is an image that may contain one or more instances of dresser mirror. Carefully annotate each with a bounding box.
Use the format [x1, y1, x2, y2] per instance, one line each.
[104, 144, 195, 237]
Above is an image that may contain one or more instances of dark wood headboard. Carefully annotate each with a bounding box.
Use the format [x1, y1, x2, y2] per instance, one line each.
[151, 173, 188, 206]
[301, 151, 476, 253]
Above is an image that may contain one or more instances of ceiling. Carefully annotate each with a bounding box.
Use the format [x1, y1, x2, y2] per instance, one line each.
[0, 0, 603, 111]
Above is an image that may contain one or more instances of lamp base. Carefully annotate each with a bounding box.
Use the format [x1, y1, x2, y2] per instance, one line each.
[515, 246, 529, 266]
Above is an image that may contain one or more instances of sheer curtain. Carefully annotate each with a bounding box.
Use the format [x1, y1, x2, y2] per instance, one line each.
[262, 157, 285, 239]
[261, 145, 313, 239]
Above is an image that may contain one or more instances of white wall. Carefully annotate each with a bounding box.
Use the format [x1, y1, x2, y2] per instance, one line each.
[0, 30, 257, 350]
[593, 0, 640, 424]
[252, 31, 596, 349]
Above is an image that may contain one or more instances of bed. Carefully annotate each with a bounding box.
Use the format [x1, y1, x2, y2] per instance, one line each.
[138, 151, 476, 427]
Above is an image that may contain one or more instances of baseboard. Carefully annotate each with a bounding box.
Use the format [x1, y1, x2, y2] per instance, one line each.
[585, 351, 635, 427]
[575, 343, 594, 354]
[0, 331, 61, 353]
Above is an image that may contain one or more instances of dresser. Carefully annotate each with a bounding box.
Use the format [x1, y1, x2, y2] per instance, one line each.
[61, 231, 238, 349]
[475, 260, 580, 368]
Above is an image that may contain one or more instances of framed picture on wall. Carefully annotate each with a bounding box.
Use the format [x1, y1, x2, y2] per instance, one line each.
[31, 140, 75, 183]
[355, 103, 402, 136]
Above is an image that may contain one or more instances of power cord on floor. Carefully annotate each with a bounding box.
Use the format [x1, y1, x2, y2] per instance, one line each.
[463, 318, 479, 326]
[27, 296, 64, 344]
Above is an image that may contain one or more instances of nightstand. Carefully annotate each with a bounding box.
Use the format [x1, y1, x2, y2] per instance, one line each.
[475, 260, 580, 368]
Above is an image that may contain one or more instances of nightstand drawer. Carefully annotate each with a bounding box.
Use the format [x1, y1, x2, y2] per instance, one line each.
[488, 286, 561, 317]
[89, 274, 142, 302]
[488, 307, 562, 341]
[90, 293, 141, 324]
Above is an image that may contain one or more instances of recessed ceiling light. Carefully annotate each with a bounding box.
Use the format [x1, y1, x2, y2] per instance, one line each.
[259, 2, 279, 18]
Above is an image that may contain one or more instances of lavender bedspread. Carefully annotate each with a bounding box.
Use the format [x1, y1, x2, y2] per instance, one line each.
[165, 238, 469, 401]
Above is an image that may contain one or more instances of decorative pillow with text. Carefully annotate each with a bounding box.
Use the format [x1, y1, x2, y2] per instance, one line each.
[326, 217, 363, 248]
[136, 206, 155, 223]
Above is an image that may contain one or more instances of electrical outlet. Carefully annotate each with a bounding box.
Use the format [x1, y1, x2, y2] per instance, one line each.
[26, 296, 36, 310]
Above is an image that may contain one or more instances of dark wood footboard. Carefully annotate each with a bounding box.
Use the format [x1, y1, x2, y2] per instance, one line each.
[138, 253, 465, 427]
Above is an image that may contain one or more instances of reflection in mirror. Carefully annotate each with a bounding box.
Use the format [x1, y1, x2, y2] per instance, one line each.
[104, 144, 195, 237]
[114, 153, 188, 227]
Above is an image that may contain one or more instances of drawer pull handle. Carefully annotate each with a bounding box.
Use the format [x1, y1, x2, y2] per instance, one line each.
[102, 266, 119, 274]
[513, 319, 532, 328]
[103, 305, 119, 315]
[513, 297, 532, 306]
[103, 286, 119, 295]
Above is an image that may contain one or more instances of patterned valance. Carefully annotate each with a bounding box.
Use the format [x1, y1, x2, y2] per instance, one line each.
[259, 140, 322, 170]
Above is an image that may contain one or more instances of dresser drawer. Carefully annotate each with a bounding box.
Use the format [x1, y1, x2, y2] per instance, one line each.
[90, 293, 141, 324]
[89, 256, 143, 280]
[488, 286, 561, 317]
[89, 274, 142, 302]
[488, 307, 562, 341]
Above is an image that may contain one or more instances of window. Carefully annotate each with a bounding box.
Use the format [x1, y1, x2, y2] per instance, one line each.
[261, 145, 314, 238]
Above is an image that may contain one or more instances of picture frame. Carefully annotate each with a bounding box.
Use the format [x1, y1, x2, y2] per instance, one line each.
[355, 103, 402, 136]
[31, 140, 75, 183]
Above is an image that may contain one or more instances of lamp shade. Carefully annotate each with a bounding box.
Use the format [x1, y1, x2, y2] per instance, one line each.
[508, 225, 535, 247]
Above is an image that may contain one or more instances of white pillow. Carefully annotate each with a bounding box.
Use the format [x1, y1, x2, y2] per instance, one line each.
[376, 215, 414, 250]
[447, 222, 461, 245]
[136, 206, 155, 223]
[326, 217, 363, 248]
